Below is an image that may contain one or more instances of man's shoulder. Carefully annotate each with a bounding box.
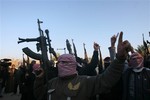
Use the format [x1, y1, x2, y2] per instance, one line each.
[142, 67, 150, 73]
[144, 67, 150, 71]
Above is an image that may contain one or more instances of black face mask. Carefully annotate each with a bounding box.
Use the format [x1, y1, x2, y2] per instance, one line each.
[104, 63, 110, 69]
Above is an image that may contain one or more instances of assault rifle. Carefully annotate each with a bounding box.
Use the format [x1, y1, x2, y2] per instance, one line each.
[142, 33, 150, 68]
[66, 39, 73, 54]
[18, 19, 56, 82]
[83, 43, 89, 63]
[147, 32, 150, 45]
[45, 29, 58, 60]
[72, 39, 77, 58]
[98, 47, 103, 74]
[143, 34, 149, 54]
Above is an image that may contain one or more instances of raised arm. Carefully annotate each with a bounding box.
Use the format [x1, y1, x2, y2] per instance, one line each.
[108, 33, 119, 61]
[87, 32, 133, 96]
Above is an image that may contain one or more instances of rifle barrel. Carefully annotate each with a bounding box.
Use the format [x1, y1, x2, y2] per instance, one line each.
[18, 38, 39, 44]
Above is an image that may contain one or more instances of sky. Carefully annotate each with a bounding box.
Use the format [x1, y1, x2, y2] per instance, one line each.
[0, 0, 150, 60]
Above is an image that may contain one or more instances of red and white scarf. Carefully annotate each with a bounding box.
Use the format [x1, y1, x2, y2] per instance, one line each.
[128, 52, 143, 69]
[57, 54, 77, 77]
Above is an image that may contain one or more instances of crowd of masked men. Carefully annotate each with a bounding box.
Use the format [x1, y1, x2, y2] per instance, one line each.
[0, 32, 150, 100]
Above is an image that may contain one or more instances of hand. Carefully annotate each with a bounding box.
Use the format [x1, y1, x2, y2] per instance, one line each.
[93, 42, 100, 51]
[36, 67, 44, 78]
[117, 32, 132, 60]
[111, 33, 119, 47]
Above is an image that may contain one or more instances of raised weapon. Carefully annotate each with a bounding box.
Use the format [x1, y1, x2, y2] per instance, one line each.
[147, 32, 150, 44]
[45, 29, 58, 60]
[18, 19, 50, 82]
[66, 39, 73, 54]
[22, 54, 26, 67]
[72, 39, 77, 58]
[98, 47, 103, 74]
[143, 34, 149, 54]
[83, 43, 89, 63]
[18, 37, 40, 44]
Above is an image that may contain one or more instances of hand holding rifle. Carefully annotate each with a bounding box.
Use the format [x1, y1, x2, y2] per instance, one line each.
[93, 42, 100, 51]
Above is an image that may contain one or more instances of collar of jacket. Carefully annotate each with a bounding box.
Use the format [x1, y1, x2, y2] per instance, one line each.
[132, 67, 144, 72]
[59, 74, 77, 80]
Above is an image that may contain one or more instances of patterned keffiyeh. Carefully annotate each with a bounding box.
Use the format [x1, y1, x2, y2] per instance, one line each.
[57, 54, 77, 77]
[128, 52, 143, 69]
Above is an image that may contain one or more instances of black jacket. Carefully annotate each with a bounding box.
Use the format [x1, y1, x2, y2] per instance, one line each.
[122, 67, 150, 100]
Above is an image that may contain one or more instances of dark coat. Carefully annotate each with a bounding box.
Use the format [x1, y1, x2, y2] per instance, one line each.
[34, 59, 125, 100]
[77, 50, 98, 76]
[122, 67, 150, 100]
